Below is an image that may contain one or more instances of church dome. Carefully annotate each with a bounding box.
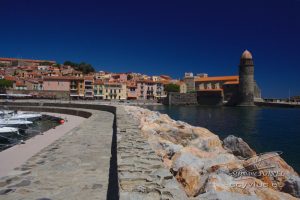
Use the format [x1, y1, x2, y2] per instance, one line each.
[241, 50, 253, 59]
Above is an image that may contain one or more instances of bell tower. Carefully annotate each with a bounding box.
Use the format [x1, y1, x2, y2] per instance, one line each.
[238, 50, 255, 106]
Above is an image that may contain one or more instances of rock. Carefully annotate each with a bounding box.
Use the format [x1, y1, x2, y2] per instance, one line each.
[189, 134, 223, 152]
[198, 191, 258, 200]
[124, 106, 300, 199]
[205, 173, 298, 200]
[8, 179, 31, 187]
[207, 161, 244, 175]
[141, 125, 158, 138]
[150, 137, 183, 159]
[149, 168, 173, 180]
[223, 135, 256, 158]
[0, 188, 15, 195]
[243, 152, 299, 192]
[254, 187, 298, 200]
[282, 175, 300, 198]
[171, 152, 204, 172]
[175, 166, 207, 197]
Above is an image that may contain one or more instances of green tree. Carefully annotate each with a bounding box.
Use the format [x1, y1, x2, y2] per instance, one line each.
[0, 79, 13, 89]
[63, 61, 95, 74]
[127, 74, 133, 80]
[39, 61, 54, 66]
[164, 83, 180, 93]
[53, 63, 61, 67]
[63, 61, 77, 67]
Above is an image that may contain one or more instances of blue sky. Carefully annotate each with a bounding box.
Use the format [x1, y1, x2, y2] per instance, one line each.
[0, 0, 299, 98]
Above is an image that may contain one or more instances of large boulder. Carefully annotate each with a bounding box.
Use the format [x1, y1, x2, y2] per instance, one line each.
[223, 135, 256, 158]
[282, 175, 300, 198]
[175, 166, 207, 197]
[205, 173, 298, 200]
[189, 134, 223, 152]
[171, 152, 205, 172]
[243, 152, 299, 194]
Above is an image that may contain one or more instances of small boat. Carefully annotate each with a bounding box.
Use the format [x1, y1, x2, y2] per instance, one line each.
[0, 127, 19, 137]
[0, 119, 33, 129]
[9, 113, 42, 121]
[0, 110, 14, 116]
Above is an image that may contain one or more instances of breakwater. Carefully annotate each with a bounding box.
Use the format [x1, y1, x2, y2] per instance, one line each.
[124, 106, 300, 199]
[0, 100, 299, 199]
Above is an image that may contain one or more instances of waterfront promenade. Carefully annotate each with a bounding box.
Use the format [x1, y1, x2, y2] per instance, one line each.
[0, 105, 115, 199]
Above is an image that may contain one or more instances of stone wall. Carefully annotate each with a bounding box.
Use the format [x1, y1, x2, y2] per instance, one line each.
[6, 89, 70, 99]
[163, 92, 198, 105]
[196, 90, 223, 105]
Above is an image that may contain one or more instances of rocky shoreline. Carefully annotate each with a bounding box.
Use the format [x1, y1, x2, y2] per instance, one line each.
[124, 106, 300, 199]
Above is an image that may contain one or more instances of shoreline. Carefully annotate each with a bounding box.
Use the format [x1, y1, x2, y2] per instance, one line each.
[0, 112, 86, 178]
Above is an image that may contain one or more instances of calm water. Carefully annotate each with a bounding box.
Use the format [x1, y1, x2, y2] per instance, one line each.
[145, 105, 300, 172]
[0, 115, 61, 151]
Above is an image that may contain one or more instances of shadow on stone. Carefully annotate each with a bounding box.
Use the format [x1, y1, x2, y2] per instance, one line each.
[106, 112, 119, 200]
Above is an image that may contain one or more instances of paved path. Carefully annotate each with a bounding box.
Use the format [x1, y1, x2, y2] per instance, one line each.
[116, 107, 188, 200]
[0, 113, 85, 178]
[0, 109, 114, 200]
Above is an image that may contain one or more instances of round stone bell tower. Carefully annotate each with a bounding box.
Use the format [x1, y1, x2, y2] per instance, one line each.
[238, 50, 255, 106]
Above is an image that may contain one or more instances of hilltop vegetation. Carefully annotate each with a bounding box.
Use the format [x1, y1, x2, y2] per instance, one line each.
[63, 61, 95, 74]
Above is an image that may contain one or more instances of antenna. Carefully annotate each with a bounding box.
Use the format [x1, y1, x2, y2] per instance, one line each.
[289, 88, 291, 104]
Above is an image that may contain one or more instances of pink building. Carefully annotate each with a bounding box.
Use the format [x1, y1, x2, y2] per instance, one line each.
[43, 76, 70, 91]
[126, 82, 137, 100]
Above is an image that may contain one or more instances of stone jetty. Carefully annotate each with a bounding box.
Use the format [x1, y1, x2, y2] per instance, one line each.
[0, 101, 299, 200]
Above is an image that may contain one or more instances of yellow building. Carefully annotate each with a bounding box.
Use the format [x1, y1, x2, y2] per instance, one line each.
[103, 82, 126, 100]
[70, 77, 84, 99]
[93, 80, 105, 99]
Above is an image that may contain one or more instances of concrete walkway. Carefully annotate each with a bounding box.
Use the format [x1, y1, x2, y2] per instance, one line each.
[0, 113, 86, 178]
[0, 109, 114, 200]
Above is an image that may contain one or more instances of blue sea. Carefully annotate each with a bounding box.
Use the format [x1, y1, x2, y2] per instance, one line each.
[145, 105, 300, 172]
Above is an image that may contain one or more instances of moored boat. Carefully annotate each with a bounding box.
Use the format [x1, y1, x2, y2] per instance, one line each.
[0, 119, 33, 129]
[0, 127, 19, 138]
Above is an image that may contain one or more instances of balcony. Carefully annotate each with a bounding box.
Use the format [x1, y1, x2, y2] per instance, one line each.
[70, 87, 78, 91]
[70, 91, 79, 96]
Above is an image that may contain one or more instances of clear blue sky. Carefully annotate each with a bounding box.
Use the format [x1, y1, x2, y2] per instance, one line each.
[0, 0, 299, 98]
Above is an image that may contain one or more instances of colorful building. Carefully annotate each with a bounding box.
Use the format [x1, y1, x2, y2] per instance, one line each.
[93, 80, 104, 99]
[84, 76, 94, 98]
[70, 77, 84, 99]
[43, 76, 70, 91]
[103, 82, 126, 100]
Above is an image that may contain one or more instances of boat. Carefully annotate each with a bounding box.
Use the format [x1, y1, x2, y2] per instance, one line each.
[0, 110, 14, 116]
[0, 119, 33, 129]
[9, 113, 42, 121]
[0, 127, 19, 137]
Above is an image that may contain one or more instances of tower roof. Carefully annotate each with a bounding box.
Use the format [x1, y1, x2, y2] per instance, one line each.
[241, 50, 253, 59]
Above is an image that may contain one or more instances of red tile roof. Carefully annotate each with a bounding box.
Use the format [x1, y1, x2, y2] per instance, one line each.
[195, 75, 239, 82]
[0, 57, 56, 64]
